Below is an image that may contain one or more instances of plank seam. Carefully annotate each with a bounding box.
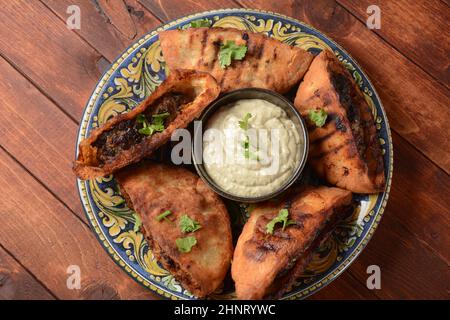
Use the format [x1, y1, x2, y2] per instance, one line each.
[0, 241, 59, 300]
[336, 0, 450, 90]
[39, 0, 112, 64]
[0, 52, 79, 125]
[346, 269, 381, 300]
[0, 145, 90, 230]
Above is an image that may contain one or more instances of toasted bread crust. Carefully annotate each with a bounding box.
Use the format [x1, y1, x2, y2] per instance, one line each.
[159, 27, 313, 93]
[294, 50, 385, 193]
[73, 69, 220, 179]
[232, 186, 354, 300]
[116, 162, 233, 298]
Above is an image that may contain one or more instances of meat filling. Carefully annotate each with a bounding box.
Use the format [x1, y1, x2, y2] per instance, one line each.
[93, 92, 189, 165]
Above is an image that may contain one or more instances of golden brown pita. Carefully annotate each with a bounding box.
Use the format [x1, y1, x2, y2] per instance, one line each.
[159, 27, 313, 93]
[116, 161, 233, 298]
[294, 50, 385, 193]
[232, 186, 354, 300]
[73, 69, 219, 179]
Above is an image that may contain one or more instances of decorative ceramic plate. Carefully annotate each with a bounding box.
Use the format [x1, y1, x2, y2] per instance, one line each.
[76, 8, 393, 300]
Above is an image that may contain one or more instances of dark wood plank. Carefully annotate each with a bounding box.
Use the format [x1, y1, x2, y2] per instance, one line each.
[0, 54, 377, 300]
[0, 0, 102, 121]
[338, 0, 450, 87]
[138, 0, 240, 21]
[340, 131, 450, 299]
[0, 246, 55, 299]
[42, 0, 161, 62]
[0, 57, 83, 218]
[308, 272, 378, 300]
[0, 147, 156, 299]
[387, 133, 450, 262]
[133, 0, 380, 300]
[238, 0, 450, 173]
[347, 216, 450, 299]
[109, 0, 450, 299]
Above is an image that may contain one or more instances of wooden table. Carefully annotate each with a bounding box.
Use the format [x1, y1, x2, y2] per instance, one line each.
[0, 0, 448, 300]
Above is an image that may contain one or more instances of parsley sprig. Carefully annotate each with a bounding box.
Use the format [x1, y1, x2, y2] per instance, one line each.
[218, 40, 247, 69]
[176, 236, 197, 253]
[308, 108, 328, 127]
[176, 214, 202, 253]
[179, 214, 201, 233]
[136, 112, 170, 136]
[155, 210, 174, 225]
[266, 209, 296, 234]
[239, 113, 259, 161]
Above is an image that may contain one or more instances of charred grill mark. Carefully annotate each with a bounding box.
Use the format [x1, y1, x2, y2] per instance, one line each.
[331, 72, 357, 123]
[311, 139, 352, 160]
[310, 129, 337, 145]
[219, 67, 229, 87]
[343, 166, 350, 176]
[283, 200, 293, 209]
[254, 43, 265, 60]
[334, 114, 347, 132]
[199, 28, 209, 65]
[291, 212, 312, 229]
[209, 40, 221, 69]
[329, 68, 367, 160]
[242, 32, 249, 41]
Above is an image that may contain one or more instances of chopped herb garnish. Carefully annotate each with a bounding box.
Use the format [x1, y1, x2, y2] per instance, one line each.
[308, 108, 328, 127]
[176, 236, 197, 253]
[133, 213, 142, 232]
[179, 214, 201, 233]
[218, 40, 247, 69]
[184, 18, 211, 29]
[239, 113, 259, 161]
[239, 112, 252, 130]
[155, 210, 174, 224]
[137, 112, 170, 136]
[265, 209, 296, 234]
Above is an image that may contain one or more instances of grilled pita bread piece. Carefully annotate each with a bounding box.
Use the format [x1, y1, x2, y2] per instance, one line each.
[232, 186, 354, 300]
[73, 70, 219, 180]
[116, 162, 233, 298]
[294, 50, 385, 193]
[159, 27, 313, 93]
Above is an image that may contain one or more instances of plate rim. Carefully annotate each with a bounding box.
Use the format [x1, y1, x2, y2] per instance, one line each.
[75, 7, 394, 300]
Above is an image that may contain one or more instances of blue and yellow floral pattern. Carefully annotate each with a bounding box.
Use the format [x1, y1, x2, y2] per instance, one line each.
[76, 9, 393, 300]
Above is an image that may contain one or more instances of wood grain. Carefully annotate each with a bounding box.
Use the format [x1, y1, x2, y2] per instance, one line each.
[308, 272, 378, 300]
[42, 0, 161, 62]
[338, 0, 450, 87]
[0, 0, 447, 300]
[238, 0, 450, 173]
[344, 132, 450, 299]
[0, 56, 83, 217]
[125, 0, 450, 299]
[0, 246, 55, 300]
[138, 0, 240, 21]
[0, 147, 155, 300]
[0, 0, 102, 121]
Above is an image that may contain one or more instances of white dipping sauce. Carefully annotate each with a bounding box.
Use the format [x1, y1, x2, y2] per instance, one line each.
[203, 99, 303, 198]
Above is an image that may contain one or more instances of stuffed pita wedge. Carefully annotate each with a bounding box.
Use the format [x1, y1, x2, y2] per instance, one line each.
[116, 162, 233, 298]
[232, 186, 354, 300]
[159, 27, 313, 93]
[294, 50, 385, 193]
[73, 70, 219, 179]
